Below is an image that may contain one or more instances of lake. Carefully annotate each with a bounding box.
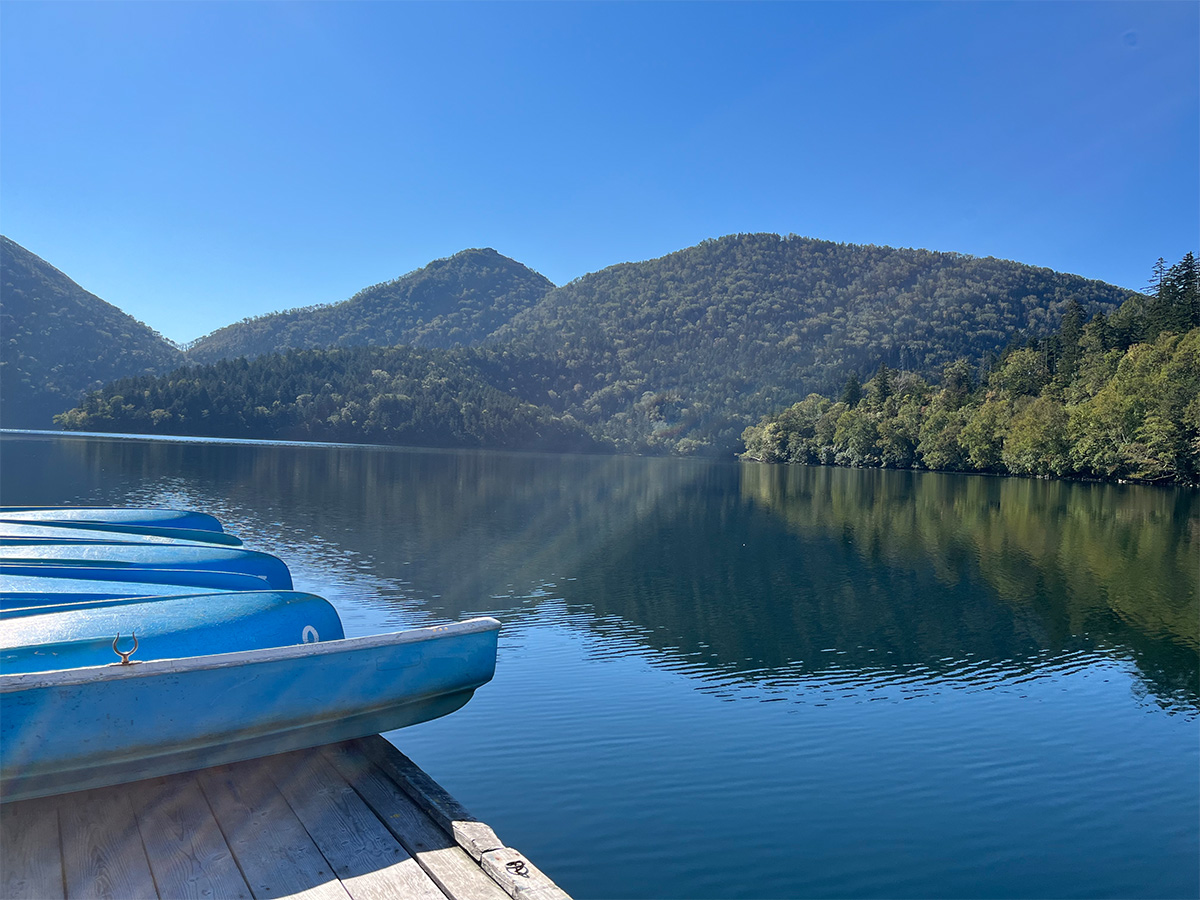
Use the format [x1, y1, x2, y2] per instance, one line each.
[1, 432, 1196, 899]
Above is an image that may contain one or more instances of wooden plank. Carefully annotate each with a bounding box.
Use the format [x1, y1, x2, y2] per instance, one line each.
[479, 848, 572, 900]
[197, 762, 350, 900]
[127, 773, 252, 900]
[58, 789, 159, 900]
[354, 736, 502, 862]
[265, 748, 444, 900]
[323, 743, 509, 900]
[1, 797, 65, 900]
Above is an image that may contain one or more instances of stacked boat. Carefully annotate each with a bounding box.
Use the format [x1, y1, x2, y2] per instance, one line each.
[0, 507, 500, 802]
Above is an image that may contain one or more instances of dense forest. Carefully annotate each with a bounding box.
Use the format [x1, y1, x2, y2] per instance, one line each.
[53, 344, 599, 453]
[180, 233, 1138, 453]
[490, 234, 1138, 452]
[187, 248, 554, 363]
[0, 236, 184, 427]
[741, 253, 1200, 484]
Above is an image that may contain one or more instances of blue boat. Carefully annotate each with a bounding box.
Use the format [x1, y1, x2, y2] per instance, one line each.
[0, 543, 294, 587]
[2, 571, 272, 600]
[0, 520, 243, 546]
[2, 582, 229, 616]
[1, 590, 345, 674]
[0, 510, 500, 802]
[2, 589, 263, 621]
[0, 507, 226, 532]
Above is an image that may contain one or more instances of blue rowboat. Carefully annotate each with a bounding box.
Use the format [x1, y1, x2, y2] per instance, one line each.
[1, 564, 271, 592]
[0, 507, 225, 532]
[0, 521, 243, 547]
[1, 570, 274, 615]
[0, 507, 501, 802]
[0, 591, 345, 674]
[1, 617, 500, 802]
[0, 544, 293, 587]
[2, 583, 227, 616]
[2, 590, 261, 620]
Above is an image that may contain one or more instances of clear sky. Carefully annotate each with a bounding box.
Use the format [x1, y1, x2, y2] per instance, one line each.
[2, 1, 1197, 345]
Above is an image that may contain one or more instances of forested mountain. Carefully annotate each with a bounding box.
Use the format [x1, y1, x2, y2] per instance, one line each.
[187, 248, 554, 363]
[741, 252, 1200, 484]
[27, 231, 1158, 462]
[55, 345, 598, 453]
[491, 234, 1139, 453]
[0, 236, 183, 429]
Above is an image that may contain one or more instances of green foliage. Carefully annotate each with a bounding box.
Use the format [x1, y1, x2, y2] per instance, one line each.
[1003, 396, 1071, 476]
[181, 232, 1130, 457]
[866, 363, 893, 405]
[959, 398, 1011, 471]
[0, 236, 183, 428]
[916, 406, 969, 471]
[1069, 329, 1200, 481]
[742, 253, 1200, 485]
[840, 372, 863, 407]
[13, 232, 1154, 459]
[56, 345, 600, 453]
[187, 248, 555, 363]
[493, 233, 1135, 453]
[989, 348, 1049, 399]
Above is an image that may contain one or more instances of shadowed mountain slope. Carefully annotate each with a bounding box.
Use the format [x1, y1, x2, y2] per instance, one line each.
[55, 344, 599, 453]
[187, 248, 554, 363]
[0, 236, 184, 428]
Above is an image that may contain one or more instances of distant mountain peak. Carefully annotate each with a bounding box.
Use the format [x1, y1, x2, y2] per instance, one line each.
[187, 247, 555, 364]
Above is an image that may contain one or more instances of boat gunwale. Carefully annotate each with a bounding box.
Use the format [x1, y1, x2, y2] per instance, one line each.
[0, 507, 225, 532]
[0, 616, 501, 691]
[0, 520, 243, 547]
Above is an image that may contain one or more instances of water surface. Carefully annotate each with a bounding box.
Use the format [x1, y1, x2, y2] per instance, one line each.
[2, 433, 1196, 899]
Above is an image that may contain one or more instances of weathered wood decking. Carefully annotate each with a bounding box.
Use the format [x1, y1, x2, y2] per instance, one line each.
[1, 736, 569, 900]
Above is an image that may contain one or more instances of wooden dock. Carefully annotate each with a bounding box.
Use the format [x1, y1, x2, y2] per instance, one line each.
[1, 735, 569, 900]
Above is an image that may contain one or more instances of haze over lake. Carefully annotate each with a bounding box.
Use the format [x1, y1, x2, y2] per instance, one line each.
[2, 432, 1196, 899]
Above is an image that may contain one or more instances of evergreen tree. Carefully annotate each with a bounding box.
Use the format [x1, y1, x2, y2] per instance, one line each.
[1056, 298, 1086, 381]
[840, 372, 863, 407]
[940, 359, 974, 407]
[1146, 257, 1168, 297]
[867, 362, 893, 405]
[1174, 252, 1199, 328]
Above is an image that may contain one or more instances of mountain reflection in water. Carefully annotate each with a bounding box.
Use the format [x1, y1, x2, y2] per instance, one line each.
[572, 463, 1198, 712]
[4, 433, 1196, 713]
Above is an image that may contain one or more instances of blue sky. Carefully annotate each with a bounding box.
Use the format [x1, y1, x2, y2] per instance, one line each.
[2, 1, 1197, 344]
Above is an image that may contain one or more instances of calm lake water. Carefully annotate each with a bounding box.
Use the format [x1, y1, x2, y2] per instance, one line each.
[2, 433, 1197, 899]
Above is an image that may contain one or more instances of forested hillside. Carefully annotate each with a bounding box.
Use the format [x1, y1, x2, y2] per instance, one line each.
[0, 236, 183, 428]
[55, 345, 598, 453]
[32, 231, 1161, 463]
[187, 248, 554, 363]
[741, 253, 1200, 484]
[492, 234, 1139, 453]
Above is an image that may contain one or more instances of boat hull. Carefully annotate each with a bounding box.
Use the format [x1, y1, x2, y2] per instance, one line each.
[0, 522, 242, 547]
[0, 544, 293, 587]
[1, 590, 345, 674]
[0, 507, 225, 532]
[1, 568, 273, 611]
[0, 618, 500, 801]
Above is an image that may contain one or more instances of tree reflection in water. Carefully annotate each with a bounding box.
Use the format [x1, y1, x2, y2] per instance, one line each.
[4, 434, 1195, 711]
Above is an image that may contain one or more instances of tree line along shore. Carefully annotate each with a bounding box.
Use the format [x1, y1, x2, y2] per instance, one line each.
[741, 254, 1199, 485]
